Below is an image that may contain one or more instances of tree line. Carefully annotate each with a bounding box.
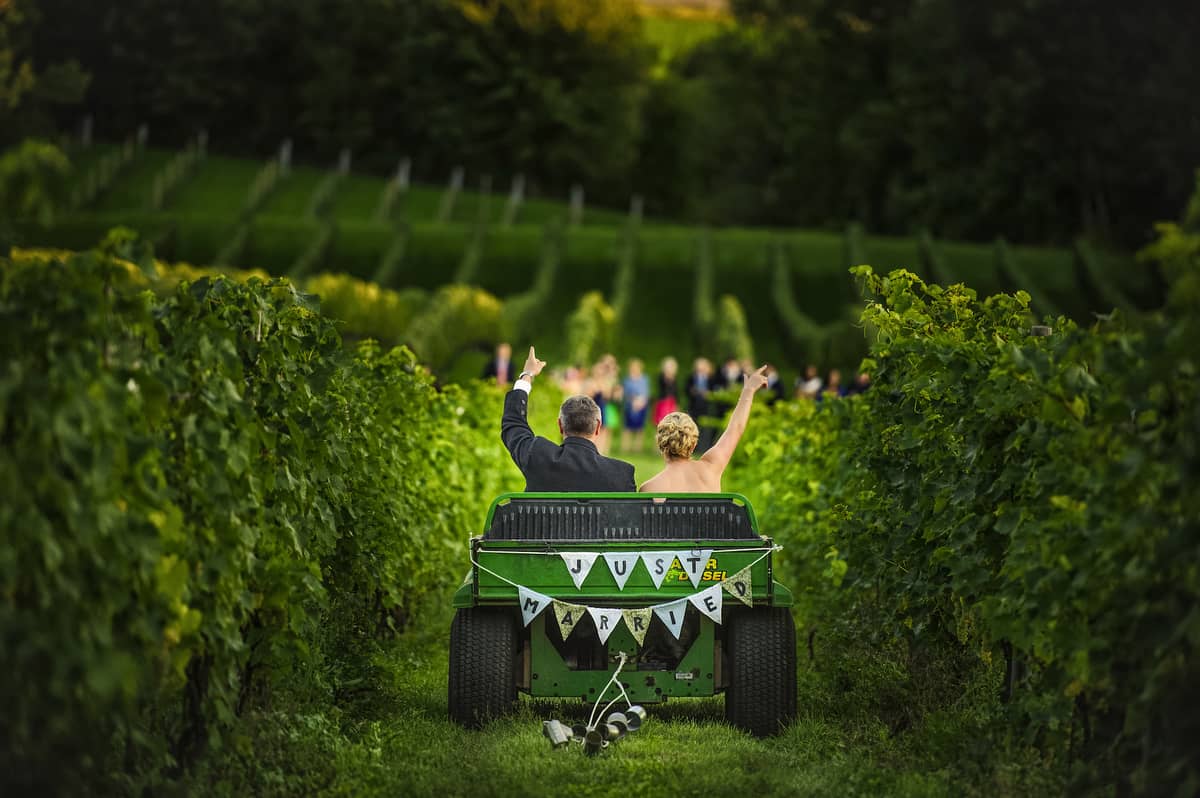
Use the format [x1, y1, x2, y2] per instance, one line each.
[10, 0, 1200, 247]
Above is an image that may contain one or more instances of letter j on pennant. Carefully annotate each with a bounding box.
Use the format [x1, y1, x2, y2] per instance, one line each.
[560, 552, 599, 589]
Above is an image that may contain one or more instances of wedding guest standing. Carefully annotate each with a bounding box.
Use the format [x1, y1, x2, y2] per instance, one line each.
[653, 356, 679, 425]
[621, 358, 650, 454]
[687, 357, 716, 454]
[482, 342, 513, 387]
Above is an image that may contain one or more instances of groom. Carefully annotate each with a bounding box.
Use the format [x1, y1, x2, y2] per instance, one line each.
[501, 346, 636, 492]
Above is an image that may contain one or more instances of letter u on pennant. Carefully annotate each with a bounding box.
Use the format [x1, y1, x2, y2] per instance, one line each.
[603, 552, 640, 590]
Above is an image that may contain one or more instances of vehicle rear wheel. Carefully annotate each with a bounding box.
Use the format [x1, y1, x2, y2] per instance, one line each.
[448, 607, 519, 728]
[724, 607, 797, 737]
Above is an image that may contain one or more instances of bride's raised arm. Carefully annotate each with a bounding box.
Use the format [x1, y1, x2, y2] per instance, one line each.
[700, 365, 768, 474]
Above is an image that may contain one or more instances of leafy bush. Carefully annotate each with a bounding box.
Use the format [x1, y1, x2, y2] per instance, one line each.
[406, 283, 504, 372]
[730, 252, 1200, 792]
[305, 272, 427, 345]
[0, 138, 71, 228]
[714, 294, 754, 362]
[0, 244, 522, 792]
[565, 290, 615, 366]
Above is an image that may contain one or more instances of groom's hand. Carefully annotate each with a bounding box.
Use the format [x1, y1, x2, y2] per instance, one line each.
[522, 346, 547, 379]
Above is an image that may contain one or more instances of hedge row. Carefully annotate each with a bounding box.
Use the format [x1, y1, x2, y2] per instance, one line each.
[0, 240, 532, 792]
[728, 242, 1200, 792]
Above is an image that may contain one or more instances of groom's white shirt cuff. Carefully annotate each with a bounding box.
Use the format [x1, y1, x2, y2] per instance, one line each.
[514, 379, 532, 393]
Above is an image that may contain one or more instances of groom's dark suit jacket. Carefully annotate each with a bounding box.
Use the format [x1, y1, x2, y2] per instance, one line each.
[501, 389, 636, 492]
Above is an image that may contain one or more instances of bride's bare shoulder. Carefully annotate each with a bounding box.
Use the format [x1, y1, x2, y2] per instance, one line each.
[638, 472, 663, 492]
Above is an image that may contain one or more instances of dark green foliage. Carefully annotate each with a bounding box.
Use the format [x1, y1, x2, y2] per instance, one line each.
[32, 0, 649, 208]
[730, 242, 1200, 791]
[0, 244, 523, 792]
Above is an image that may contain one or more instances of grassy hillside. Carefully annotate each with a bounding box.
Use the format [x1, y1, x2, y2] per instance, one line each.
[19, 143, 1153, 377]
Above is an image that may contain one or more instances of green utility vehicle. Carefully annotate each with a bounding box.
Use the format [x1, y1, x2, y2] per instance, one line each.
[449, 493, 797, 736]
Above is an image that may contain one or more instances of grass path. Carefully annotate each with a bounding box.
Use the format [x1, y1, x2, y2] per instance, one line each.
[207, 608, 972, 797]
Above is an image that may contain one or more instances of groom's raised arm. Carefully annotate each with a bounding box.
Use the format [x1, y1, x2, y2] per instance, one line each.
[500, 346, 547, 472]
[501, 386, 535, 470]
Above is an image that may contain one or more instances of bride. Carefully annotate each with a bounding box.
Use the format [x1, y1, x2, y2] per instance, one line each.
[639, 365, 769, 493]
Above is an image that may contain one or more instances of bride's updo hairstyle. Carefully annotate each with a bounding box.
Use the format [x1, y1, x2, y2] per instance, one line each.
[656, 412, 699, 461]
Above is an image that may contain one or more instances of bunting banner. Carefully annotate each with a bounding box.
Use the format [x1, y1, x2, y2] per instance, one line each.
[560, 552, 599, 589]
[518, 585, 551, 627]
[602, 552, 640, 590]
[587, 607, 624, 644]
[640, 552, 676, 589]
[679, 549, 714, 588]
[721, 566, 753, 607]
[689, 584, 723, 623]
[653, 599, 689, 640]
[621, 607, 653, 646]
[552, 600, 587, 639]
[480, 545, 780, 643]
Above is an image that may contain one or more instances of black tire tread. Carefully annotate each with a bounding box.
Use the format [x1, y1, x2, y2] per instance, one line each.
[724, 606, 797, 737]
[448, 607, 518, 728]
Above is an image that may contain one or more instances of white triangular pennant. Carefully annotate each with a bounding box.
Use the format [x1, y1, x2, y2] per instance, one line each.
[721, 566, 753, 607]
[621, 607, 653, 646]
[640, 552, 676, 589]
[587, 607, 624, 644]
[518, 585, 551, 627]
[689, 584, 723, 623]
[653, 599, 688, 640]
[553, 600, 586, 639]
[677, 549, 713, 588]
[560, 552, 600, 589]
[603, 552, 640, 590]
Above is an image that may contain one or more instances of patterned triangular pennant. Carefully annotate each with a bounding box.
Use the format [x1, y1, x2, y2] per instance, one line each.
[518, 585, 552, 627]
[560, 552, 600, 589]
[603, 552, 640, 590]
[553, 599, 587, 639]
[689, 583, 723, 623]
[587, 607, 624, 644]
[640, 552, 676, 589]
[653, 599, 688, 639]
[621, 607, 653, 646]
[721, 566, 753, 607]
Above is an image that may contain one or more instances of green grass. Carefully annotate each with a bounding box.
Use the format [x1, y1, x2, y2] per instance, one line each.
[642, 14, 727, 66]
[170, 155, 262, 213]
[525, 228, 623, 362]
[331, 174, 386, 221]
[259, 167, 326, 216]
[179, 602, 1063, 797]
[32, 146, 1159, 374]
[90, 149, 174, 211]
[399, 185, 447, 222]
[64, 143, 117, 183]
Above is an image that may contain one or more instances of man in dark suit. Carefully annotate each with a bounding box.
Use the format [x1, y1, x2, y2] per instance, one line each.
[686, 357, 716, 454]
[502, 346, 636, 492]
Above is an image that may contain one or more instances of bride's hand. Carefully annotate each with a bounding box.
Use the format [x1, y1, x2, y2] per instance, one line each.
[742, 365, 769, 395]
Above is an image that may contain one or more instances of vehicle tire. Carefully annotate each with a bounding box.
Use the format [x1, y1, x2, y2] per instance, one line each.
[448, 607, 519, 728]
[724, 606, 797, 737]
